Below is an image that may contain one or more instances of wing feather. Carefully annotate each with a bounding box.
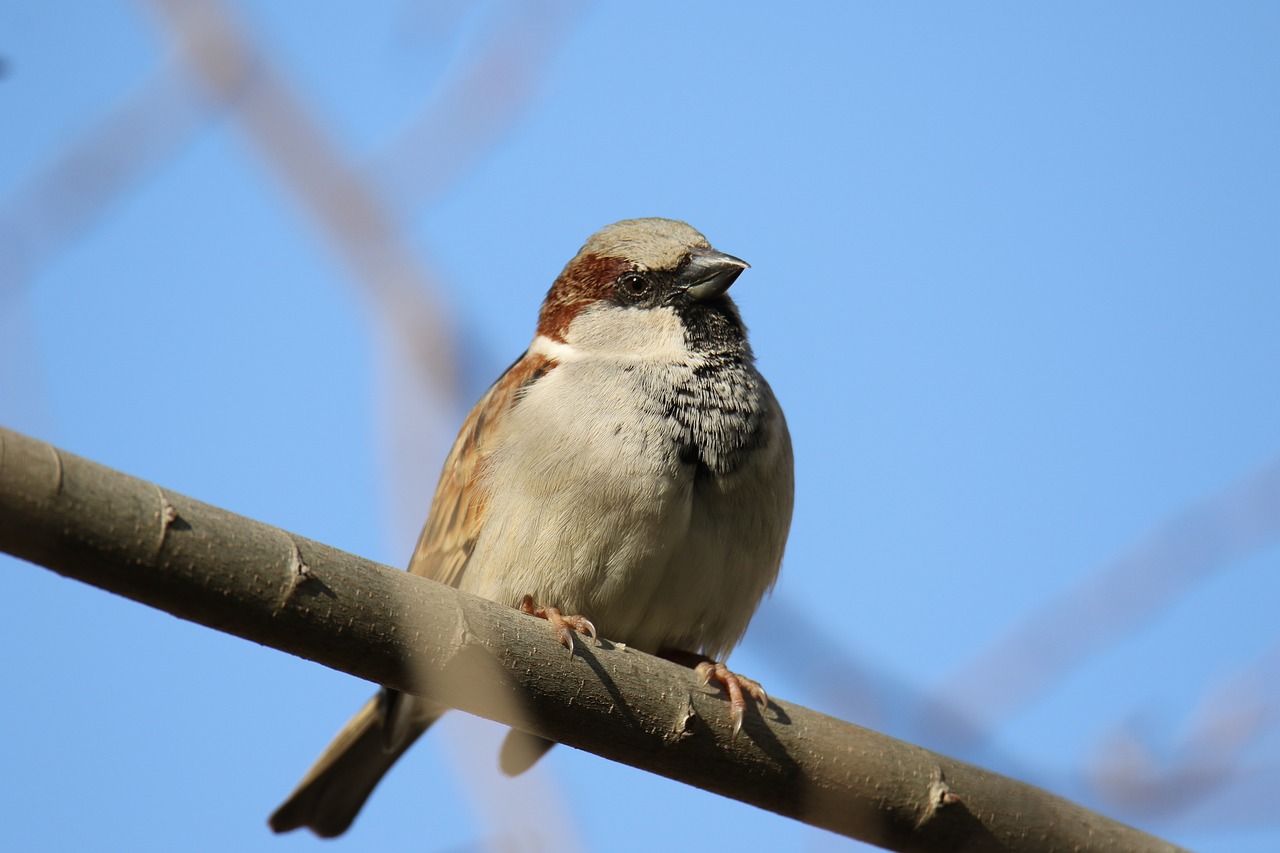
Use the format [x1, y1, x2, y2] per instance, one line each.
[406, 350, 555, 587]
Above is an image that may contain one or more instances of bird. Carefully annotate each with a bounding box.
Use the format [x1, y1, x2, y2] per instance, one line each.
[269, 218, 794, 837]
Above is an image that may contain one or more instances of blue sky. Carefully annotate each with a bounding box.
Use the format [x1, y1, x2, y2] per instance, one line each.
[3, 2, 1278, 851]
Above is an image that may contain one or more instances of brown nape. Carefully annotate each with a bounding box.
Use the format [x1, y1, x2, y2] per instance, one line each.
[536, 253, 630, 342]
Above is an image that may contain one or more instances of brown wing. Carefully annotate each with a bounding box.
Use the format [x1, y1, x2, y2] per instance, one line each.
[406, 349, 556, 588]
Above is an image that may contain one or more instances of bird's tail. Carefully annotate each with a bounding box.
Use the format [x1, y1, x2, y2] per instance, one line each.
[269, 691, 446, 838]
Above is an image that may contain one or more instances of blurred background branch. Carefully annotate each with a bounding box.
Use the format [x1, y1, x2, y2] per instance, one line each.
[2, 3, 1275, 851]
[747, 454, 1280, 830]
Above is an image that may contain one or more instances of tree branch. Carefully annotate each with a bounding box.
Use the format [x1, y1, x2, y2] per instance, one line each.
[0, 425, 1184, 852]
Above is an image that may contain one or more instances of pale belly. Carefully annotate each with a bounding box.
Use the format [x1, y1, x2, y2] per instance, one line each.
[456, 372, 787, 659]
[458, 463, 777, 659]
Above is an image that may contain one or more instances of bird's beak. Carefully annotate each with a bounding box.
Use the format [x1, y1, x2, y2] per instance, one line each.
[682, 248, 750, 301]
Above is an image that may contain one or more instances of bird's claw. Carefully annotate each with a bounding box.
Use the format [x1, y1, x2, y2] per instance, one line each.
[694, 660, 768, 738]
[520, 595, 597, 657]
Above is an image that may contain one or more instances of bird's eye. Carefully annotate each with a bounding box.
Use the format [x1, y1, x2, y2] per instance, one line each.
[617, 271, 650, 299]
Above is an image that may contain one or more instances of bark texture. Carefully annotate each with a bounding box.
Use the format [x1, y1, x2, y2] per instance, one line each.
[0, 425, 1185, 852]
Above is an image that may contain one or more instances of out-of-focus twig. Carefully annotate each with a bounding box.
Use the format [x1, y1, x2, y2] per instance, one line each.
[1089, 640, 1280, 823]
[925, 455, 1280, 753]
[371, 0, 586, 213]
[744, 595, 1036, 782]
[747, 456, 1280, 830]
[137, 4, 587, 847]
[0, 54, 226, 446]
[0, 296, 53, 436]
[0, 61, 217, 298]
[140, 0, 458, 405]
[137, 0, 465, 567]
[366, 0, 587, 559]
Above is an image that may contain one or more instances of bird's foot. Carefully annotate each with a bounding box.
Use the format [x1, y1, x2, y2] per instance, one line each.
[519, 595, 597, 656]
[694, 660, 768, 738]
[661, 649, 768, 737]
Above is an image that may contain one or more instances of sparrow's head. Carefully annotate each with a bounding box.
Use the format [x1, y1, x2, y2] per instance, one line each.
[537, 218, 752, 359]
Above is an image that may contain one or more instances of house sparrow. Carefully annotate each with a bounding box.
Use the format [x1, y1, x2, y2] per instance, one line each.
[269, 218, 794, 837]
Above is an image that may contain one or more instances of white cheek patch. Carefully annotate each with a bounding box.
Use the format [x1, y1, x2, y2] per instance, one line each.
[562, 304, 692, 362]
